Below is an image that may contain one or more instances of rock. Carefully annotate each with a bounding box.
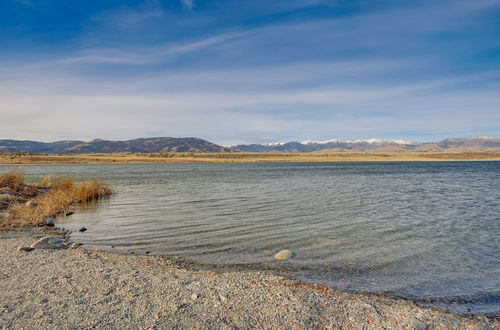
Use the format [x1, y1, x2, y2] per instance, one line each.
[79, 227, 87, 232]
[65, 211, 74, 216]
[70, 243, 83, 248]
[30, 236, 64, 249]
[410, 319, 428, 330]
[274, 250, 292, 260]
[0, 194, 15, 201]
[219, 294, 228, 303]
[25, 200, 37, 207]
[17, 246, 34, 252]
[191, 293, 198, 300]
[42, 218, 55, 227]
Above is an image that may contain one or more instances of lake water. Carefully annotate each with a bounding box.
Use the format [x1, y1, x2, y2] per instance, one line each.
[3, 162, 499, 315]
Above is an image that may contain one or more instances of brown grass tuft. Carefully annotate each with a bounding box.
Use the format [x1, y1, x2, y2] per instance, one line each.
[0, 172, 112, 229]
[39, 175, 74, 190]
[0, 169, 25, 191]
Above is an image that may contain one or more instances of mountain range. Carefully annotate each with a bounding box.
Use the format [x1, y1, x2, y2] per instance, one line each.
[231, 137, 500, 153]
[0, 137, 499, 154]
[0, 137, 230, 154]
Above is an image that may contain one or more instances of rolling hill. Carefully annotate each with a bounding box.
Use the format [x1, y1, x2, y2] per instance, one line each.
[0, 137, 230, 154]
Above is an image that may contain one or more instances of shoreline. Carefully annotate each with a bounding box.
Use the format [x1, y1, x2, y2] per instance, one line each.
[1, 152, 500, 165]
[1, 227, 498, 329]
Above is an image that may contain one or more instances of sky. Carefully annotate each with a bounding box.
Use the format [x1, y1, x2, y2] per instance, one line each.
[0, 0, 499, 145]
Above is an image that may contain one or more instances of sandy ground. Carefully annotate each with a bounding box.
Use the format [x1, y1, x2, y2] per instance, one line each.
[0, 228, 498, 329]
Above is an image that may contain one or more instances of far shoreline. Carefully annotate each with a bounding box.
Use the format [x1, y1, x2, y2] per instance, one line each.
[1, 151, 499, 165]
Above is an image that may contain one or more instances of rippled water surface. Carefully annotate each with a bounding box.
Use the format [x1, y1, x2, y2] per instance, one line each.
[5, 162, 499, 315]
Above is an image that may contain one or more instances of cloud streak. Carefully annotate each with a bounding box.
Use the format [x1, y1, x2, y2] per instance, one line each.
[0, 0, 499, 143]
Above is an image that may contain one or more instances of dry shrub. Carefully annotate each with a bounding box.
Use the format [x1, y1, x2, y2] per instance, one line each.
[1, 174, 112, 228]
[0, 169, 25, 191]
[39, 175, 74, 190]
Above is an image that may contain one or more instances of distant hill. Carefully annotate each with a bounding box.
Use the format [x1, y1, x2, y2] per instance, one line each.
[230, 137, 500, 153]
[1, 136, 499, 154]
[0, 137, 230, 153]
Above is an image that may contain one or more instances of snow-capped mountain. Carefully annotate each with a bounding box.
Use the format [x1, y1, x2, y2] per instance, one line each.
[230, 137, 500, 153]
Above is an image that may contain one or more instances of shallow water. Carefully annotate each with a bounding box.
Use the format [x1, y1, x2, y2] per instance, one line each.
[3, 162, 499, 315]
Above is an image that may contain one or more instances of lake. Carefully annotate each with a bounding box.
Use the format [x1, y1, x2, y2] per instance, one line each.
[3, 162, 499, 315]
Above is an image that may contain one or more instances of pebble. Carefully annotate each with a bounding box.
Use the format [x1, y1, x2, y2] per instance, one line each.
[79, 227, 87, 232]
[191, 293, 198, 300]
[17, 246, 34, 252]
[274, 250, 292, 260]
[70, 243, 83, 248]
[65, 211, 74, 216]
[30, 236, 64, 249]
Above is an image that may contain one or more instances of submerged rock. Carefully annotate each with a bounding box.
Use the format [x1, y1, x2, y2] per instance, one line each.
[30, 236, 64, 249]
[79, 227, 87, 232]
[274, 250, 292, 260]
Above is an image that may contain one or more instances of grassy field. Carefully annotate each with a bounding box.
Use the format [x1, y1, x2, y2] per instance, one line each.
[1, 151, 500, 164]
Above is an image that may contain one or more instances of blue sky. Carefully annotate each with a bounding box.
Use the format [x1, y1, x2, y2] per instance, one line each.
[0, 0, 499, 144]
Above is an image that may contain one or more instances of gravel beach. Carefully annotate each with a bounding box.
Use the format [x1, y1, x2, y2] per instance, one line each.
[0, 228, 498, 329]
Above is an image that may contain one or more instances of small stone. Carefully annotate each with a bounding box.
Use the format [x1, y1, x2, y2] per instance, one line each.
[65, 211, 74, 216]
[30, 236, 64, 249]
[17, 246, 34, 252]
[70, 243, 82, 248]
[79, 227, 87, 232]
[191, 293, 198, 300]
[219, 294, 227, 303]
[274, 249, 292, 260]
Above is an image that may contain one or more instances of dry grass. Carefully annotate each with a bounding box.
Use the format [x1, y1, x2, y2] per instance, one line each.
[0, 169, 112, 229]
[0, 168, 25, 191]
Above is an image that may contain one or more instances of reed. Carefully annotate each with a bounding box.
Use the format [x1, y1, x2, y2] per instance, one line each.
[0, 169, 112, 229]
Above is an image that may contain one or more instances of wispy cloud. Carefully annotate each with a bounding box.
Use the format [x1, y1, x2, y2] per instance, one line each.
[180, 0, 194, 11]
[0, 0, 499, 143]
[57, 31, 245, 65]
[14, 0, 33, 6]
